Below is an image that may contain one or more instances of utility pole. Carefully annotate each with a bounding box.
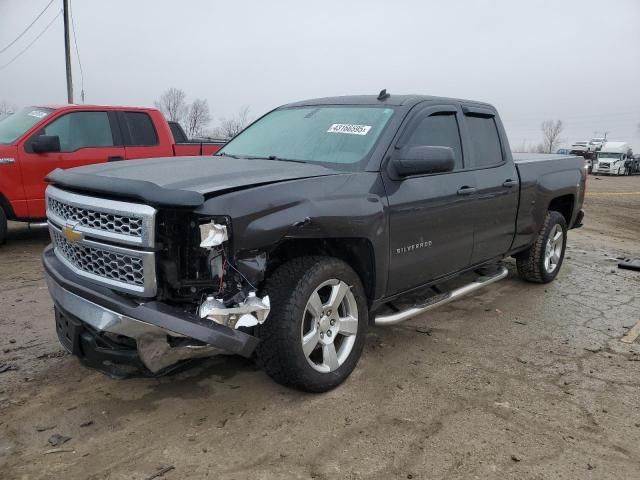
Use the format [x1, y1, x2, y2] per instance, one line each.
[63, 0, 73, 103]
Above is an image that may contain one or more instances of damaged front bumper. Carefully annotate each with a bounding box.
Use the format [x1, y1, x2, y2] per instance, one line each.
[42, 246, 260, 377]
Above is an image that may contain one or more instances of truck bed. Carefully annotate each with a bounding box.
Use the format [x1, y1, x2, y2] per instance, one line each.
[511, 152, 586, 250]
[512, 152, 584, 164]
[173, 142, 225, 156]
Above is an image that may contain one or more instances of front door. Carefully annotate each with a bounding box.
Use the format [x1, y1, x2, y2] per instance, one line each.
[20, 110, 125, 218]
[384, 105, 476, 296]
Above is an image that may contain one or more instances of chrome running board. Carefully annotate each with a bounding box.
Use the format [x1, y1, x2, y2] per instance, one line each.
[375, 266, 509, 326]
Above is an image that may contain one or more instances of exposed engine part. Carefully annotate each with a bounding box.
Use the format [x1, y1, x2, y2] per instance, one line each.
[209, 251, 224, 280]
[199, 221, 228, 248]
[236, 252, 267, 286]
[199, 292, 270, 329]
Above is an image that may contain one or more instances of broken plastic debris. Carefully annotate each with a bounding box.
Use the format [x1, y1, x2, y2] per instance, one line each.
[48, 433, 71, 447]
[199, 222, 228, 248]
[199, 293, 270, 328]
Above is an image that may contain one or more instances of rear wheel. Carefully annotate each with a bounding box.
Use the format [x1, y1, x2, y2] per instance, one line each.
[516, 211, 567, 283]
[255, 256, 368, 392]
[0, 206, 7, 245]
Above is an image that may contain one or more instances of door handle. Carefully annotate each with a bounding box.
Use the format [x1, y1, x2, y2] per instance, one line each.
[502, 179, 518, 187]
[108, 156, 124, 162]
[457, 186, 477, 196]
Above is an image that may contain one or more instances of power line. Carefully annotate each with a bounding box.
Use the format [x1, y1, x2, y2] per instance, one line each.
[0, 0, 55, 55]
[0, 10, 62, 72]
[69, 0, 84, 102]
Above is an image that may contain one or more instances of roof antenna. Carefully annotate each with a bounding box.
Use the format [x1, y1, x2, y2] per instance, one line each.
[377, 89, 390, 101]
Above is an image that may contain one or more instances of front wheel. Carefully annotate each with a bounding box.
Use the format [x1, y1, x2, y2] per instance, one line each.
[516, 211, 567, 283]
[255, 256, 368, 392]
[0, 205, 7, 245]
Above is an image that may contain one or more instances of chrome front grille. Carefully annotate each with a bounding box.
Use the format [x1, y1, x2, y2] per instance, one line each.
[46, 186, 157, 297]
[46, 186, 156, 247]
[51, 228, 145, 287]
[48, 196, 144, 238]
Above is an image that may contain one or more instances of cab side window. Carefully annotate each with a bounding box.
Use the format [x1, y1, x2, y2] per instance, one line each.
[43, 112, 114, 152]
[465, 114, 503, 168]
[404, 113, 464, 170]
[123, 112, 158, 146]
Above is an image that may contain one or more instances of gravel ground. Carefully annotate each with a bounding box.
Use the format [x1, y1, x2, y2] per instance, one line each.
[1, 175, 639, 480]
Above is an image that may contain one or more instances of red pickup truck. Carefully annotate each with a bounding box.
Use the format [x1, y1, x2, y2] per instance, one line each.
[0, 105, 225, 243]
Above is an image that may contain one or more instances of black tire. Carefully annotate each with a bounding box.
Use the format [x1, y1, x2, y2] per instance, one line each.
[0, 205, 7, 245]
[255, 256, 368, 393]
[516, 211, 567, 284]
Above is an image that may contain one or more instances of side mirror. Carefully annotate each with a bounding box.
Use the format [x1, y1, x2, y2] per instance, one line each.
[30, 135, 61, 154]
[391, 146, 455, 177]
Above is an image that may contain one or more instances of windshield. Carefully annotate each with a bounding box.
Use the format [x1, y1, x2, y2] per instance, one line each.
[0, 107, 53, 144]
[598, 152, 620, 159]
[217, 106, 395, 170]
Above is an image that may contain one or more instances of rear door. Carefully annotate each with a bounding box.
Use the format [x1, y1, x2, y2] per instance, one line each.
[460, 106, 519, 263]
[20, 110, 125, 218]
[384, 104, 476, 295]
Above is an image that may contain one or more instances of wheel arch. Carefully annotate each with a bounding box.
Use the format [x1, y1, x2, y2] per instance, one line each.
[0, 191, 16, 220]
[547, 194, 574, 226]
[266, 237, 376, 306]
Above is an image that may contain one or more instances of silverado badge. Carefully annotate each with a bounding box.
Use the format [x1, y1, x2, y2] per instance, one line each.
[395, 240, 433, 254]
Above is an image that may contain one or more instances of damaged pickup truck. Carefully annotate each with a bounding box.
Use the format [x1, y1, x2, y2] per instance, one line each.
[42, 92, 586, 392]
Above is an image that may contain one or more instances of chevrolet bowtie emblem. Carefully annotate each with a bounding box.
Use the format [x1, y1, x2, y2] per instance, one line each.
[62, 222, 83, 242]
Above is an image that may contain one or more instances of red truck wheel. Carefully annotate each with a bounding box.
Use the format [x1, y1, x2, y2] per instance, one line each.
[0, 206, 7, 245]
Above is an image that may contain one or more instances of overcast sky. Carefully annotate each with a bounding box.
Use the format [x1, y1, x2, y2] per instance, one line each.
[1, 0, 639, 150]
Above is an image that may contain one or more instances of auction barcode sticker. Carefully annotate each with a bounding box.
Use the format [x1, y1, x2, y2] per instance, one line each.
[28, 110, 49, 119]
[327, 124, 372, 135]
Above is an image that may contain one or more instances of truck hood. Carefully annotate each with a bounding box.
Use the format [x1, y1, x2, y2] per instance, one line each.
[46, 156, 342, 207]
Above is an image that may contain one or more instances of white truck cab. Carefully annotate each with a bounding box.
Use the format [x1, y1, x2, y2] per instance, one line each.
[588, 137, 606, 152]
[593, 142, 633, 175]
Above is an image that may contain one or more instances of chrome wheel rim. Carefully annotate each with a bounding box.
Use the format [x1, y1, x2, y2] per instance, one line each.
[544, 224, 563, 273]
[300, 279, 358, 373]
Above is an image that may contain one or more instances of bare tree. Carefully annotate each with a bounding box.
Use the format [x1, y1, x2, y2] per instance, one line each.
[513, 140, 545, 153]
[184, 98, 212, 138]
[0, 100, 16, 115]
[211, 105, 251, 138]
[154, 87, 188, 123]
[540, 119, 564, 154]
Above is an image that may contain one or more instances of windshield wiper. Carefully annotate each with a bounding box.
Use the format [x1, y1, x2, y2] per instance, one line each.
[265, 155, 307, 164]
[215, 152, 245, 159]
[217, 152, 307, 164]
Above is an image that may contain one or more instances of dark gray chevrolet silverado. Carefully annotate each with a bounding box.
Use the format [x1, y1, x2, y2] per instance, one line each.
[43, 93, 586, 392]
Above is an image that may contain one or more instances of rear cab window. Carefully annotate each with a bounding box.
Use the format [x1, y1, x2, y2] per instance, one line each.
[123, 112, 158, 146]
[169, 122, 187, 143]
[463, 112, 504, 168]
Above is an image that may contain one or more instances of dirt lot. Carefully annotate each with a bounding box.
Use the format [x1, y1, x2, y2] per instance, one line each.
[1, 175, 639, 480]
